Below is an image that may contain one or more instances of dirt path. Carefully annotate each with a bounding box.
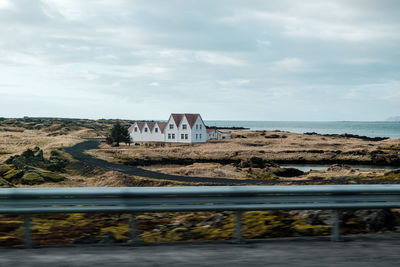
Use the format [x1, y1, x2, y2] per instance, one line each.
[64, 139, 269, 185]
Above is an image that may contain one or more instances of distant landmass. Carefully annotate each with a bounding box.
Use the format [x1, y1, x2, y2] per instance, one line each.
[387, 116, 400, 121]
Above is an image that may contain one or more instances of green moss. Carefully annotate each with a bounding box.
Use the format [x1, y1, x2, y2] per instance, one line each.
[3, 169, 24, 181]
[39, 171, 65, 182]
[243, 211, 294, 238]
[0, 164, 14, 176]
[292, 220, 331, 236]
[21, 172, 45, 185]
[0, 177, 11, 188]
[100, 224, 129, 240]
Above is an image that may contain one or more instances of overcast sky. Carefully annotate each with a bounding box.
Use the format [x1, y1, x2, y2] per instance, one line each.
[0, 0, 399, 121]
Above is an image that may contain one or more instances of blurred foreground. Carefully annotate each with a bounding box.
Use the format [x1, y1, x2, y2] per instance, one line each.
[1, 233, 399, 267]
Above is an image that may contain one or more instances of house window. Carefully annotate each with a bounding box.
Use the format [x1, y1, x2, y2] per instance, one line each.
[200, 125, 202, 130]
[181, 134, 184, 139]
[145, 128, 148, 132]
[182, 124, 187, 130]
[172, 134, 175, 139]
[169, 124, 174, 129]
[200, 134, 202, 139]
[168, 133, 171, 139]
[185, 134, 188, 139]
[196, 125, 198, 130]
[134, 127, 138, 132]
[196, 134, 198, 139]
[155, 128, 158, 133]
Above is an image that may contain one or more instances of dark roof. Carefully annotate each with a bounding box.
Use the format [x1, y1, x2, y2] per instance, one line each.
[131, 121, 167, 134]
[136, 121, 145, 132]
[171, 114, 185, 127]
[170, 113, 201, 129]
[156, 122, 167, 133]
[146, 121, 156, 132]
[185, 114, 200, 129]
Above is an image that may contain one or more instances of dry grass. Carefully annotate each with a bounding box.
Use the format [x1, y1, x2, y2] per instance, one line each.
[143, 163, 248, 180]
[88, 130, 400, 164]
[0, 128, 85, 162]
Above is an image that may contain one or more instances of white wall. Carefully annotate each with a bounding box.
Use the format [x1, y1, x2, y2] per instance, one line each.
[191, 116, 207, 143]
[165, 116, 178, 143]
[130, 122, 165, 142]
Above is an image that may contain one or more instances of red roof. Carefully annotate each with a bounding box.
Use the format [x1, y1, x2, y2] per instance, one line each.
[156, 122, 167, 133]
[128, 125, 134, 134]
[185, 114, 200, 128]
[171, 113, 201, 129]
[171, 114, 185, 127]
[206, 129, 215, 133]
[131, 121, 168, 134]
[136, 121, 145, 132]
[146, 122, 156, 132]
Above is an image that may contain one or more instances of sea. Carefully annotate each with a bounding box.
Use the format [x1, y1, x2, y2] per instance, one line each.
[204, 121, 400, 139]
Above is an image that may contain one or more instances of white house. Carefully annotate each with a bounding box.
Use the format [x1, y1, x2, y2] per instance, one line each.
[129, 113, 208, 143]
[207, 129, 232, 140]
[129, 121, 167, 142]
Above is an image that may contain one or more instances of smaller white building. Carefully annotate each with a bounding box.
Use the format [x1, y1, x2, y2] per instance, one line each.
[129, 113, 208, 143]
[207, 129, 231, 140]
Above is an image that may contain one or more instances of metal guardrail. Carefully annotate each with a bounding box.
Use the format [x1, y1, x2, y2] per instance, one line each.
[1, 185, 400, 248]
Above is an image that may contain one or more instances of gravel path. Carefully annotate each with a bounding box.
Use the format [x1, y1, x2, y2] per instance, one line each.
[63, 139, 268, 185]
[1, 234, 400, 266]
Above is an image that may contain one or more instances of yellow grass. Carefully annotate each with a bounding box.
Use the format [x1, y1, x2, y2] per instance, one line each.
[88, 130, 400, 164]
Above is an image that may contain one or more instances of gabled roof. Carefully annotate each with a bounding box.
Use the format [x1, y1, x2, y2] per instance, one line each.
[131, 121, 167, 134]
[171, 114, 185, 127]
[185, 114, 200, 128]
[170, 113, 201, 129]
[156, 122, 167, 133]
[135, 121, 145, 132]
[146, 121, 156, 132]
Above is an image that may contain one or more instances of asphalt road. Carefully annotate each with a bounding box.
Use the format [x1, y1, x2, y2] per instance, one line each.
[63, 139, 269, 185]
[1, 234, 400, 267]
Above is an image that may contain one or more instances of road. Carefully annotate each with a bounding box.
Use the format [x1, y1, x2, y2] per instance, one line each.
[64, 139, 271, 185]
[1, 234, 399, 266]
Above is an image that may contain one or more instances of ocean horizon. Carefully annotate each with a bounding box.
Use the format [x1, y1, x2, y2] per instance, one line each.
[204, 120, 400, 139]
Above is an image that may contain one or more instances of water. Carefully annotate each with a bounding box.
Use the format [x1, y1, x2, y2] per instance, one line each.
[204, 121, 400, 139]
[280, 164, 398, 172]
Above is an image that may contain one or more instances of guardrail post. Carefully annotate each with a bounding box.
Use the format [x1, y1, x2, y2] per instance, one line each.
[130, 213, 141, 245]
[331, 210, 343, 241]
[23, 214, 33, 248]
[234, 211, 244, 243]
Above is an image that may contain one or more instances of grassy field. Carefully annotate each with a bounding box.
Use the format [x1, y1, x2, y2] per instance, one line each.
[89, 130, 400, 165]
[0, 117, 400, 246]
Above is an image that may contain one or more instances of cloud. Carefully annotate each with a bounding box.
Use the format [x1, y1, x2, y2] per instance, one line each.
[0, 0, 399, 120]
[274, 58, 309, 71]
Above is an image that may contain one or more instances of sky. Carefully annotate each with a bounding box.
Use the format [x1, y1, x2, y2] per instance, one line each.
[0, 0, 399, 121]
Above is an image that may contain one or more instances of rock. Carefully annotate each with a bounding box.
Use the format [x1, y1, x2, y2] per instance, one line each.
[0, 177, 12, 188]
[200, 213, 227, 227]
[47, 150, 69, 171]
[354, 209, 396, 232]
[295, 210, 333, 225]
[239, 157, 277, 169]
[40, 171, 65, 182]
[272, 167, 304, 177]
[3, 169, 24, 181]
[327, 164, 352, 172]
[0, 164, 14, 176]
[21, 172, 45, 185]
[6, 147, 46, 169]
[99, 231, 117, 244]
[384, 169, 400, 176]
[73, 234, 98, 244]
